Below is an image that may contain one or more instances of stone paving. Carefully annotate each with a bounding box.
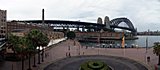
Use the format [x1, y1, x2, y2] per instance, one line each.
[37, 39, 158, 70]
[44, 55, 148, 70]
[0, 39, 158, 70]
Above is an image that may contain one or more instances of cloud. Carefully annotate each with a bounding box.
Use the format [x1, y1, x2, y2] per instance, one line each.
[0, 0, 160, 31]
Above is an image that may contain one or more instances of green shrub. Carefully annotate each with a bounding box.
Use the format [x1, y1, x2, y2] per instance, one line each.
[88, 61, 104, 69]
[67, 31, 76, 39]
[80, 61, 111, 70]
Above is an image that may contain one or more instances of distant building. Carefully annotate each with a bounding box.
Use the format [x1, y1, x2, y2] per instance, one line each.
[0, 9, 7, 38]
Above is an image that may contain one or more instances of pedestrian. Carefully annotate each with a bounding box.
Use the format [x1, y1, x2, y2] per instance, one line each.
[147, 56, 150, 63]
[86, 46, 88, 49]
[45, 53, 47, 58]
[68, 46, 70, 50]
[66, 52, 68, 57]
[47, 53, 49, 57]
[74, 41, 76, 46]
[68, 52, 71, 57]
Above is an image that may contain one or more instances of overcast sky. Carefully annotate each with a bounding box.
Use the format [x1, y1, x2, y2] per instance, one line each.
[0, 0, 160, 31]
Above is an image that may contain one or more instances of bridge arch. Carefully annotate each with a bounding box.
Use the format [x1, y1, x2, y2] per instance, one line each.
[111, 18, 136, 31]
[110, 18, 134, 29]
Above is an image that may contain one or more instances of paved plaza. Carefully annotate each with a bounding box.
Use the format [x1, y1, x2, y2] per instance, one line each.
[44, 55, 148, 70]
[0, 39, 158, 70]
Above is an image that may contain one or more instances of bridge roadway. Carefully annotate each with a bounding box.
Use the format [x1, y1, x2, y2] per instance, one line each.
[16, 20, 137, 33]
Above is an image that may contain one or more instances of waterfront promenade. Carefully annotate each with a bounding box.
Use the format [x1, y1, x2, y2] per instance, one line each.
[0, 39, 158, 70]
[37, 39, 157, 70]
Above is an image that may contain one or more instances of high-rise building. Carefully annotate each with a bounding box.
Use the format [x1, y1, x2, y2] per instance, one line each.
[0, 9, 7, 38]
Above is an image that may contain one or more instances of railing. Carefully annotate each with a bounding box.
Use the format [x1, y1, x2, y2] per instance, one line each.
[0, 42, 6, 51]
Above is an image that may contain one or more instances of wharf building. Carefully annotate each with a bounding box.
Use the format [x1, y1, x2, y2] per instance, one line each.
[76, 31, 134, 44]
[7, 21, 64, 39]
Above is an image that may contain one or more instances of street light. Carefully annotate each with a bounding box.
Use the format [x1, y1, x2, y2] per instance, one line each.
[78, 46, 80, 55]
[32, 47, 37, 67]
[145, 37, 149, 63]
[41, 46, 45, 62]
[98, 29, 103, 55]
[68, 46, 71, 57]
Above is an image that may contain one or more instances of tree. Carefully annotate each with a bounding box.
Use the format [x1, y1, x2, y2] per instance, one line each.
[153, 42, 160, 65]
[38, 33, 49, 62]
[67, 31, 76, 39]
[27, 29, 49, 64]
[8, 35, 28, 70]
[9, 32, 38, 70]
[27, 29, 42, 65]
[8, 34, 19, 53]
[25, 37, 34, 70]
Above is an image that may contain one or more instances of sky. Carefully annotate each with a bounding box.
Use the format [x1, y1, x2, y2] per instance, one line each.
[0, 0, 160, 31]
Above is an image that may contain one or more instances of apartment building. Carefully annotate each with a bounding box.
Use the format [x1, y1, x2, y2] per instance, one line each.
[0, 9, 7, 38]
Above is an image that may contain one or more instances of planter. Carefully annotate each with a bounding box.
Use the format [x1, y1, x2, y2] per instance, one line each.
[155, 64, 160, 70]
[80, 61, 112, 70]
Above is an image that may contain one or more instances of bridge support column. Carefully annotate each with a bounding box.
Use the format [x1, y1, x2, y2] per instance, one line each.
[52, 26, 54, 31]
[63, 26, 65, 31]
[67, 26, 69, 31]
[77, 26, 80, 31]
[88, 28, 91, 32]
[82, 26, 85, 32]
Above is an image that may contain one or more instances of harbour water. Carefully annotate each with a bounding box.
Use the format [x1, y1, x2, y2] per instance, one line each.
[136, 36, 160, 47]
[80, 36, 160, 48]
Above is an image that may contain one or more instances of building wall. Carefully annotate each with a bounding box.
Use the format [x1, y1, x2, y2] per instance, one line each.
[7, 21, 41, 35]
[44, 30, 64, 40]
[76, 32, 121, 38]
[7, 21, 64, 40]
[0, 9, 7, 38]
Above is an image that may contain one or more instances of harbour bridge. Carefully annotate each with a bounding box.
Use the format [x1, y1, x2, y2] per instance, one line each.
[17, 17, 137, 35]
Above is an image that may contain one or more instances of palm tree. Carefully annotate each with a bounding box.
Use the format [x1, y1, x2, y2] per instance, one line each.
[25, 37, 34, 70]
[27, 29, 47, 64]
[8, 34, 19, 54]
[153, 42, 160, 65]
[38, 33, 49, 62]
[8, 35, 27, 70]
[8, 33, 35, 70]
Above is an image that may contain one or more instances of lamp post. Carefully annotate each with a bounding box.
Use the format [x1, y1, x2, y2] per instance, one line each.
[37, 46, 41, 64]
[41, 46, 45, 62]
[68, 46, 71, 57]
[146, 37, 148, 53]
[98, 29, 103, 55]
[146, 37, 149, 63]
[32, 46, 36, 67]
[78, 45, 80, 55]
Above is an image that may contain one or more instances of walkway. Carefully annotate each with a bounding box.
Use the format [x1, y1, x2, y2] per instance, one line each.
[36, 39, 157, 70]
[0, 39, 158, 70]
[0, 38, 67, 70]
[44, 55, 148, 70]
